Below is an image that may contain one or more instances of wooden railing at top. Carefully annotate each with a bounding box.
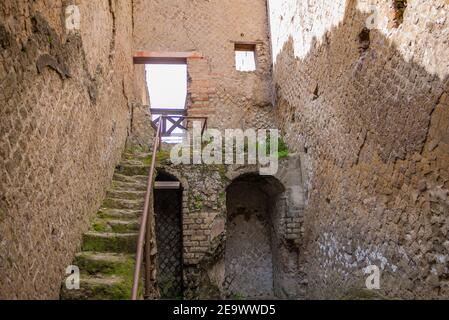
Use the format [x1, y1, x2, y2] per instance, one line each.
[131, 112, 207, 300]
[150, 108, 208, 137]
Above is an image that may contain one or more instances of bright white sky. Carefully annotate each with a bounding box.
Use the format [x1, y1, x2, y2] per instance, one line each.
[145, 64, 187, 109]
[235, 51, 256, 71]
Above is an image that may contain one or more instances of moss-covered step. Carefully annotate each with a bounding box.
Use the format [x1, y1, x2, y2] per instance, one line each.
[102, 198, 145, 210]
[106, 189, 146, 200]
[115, 164, 150, 176]
[97, 208, 142, 220]
[111, 179, 147, 192]
[60, 274, 131, 300]
[107, 219, 140, 233]
[112, 180, 147, 191]
[112, 173, 148, 184]
[89, 218, 139, 233]
[74, 252, 134, 275]
[60, 148, 151, 300]
[90, 218, 140, 233]
[81, 231, 138, 253]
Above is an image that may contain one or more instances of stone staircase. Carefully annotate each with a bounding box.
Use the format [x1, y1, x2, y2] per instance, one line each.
[60, 153, 151, 300]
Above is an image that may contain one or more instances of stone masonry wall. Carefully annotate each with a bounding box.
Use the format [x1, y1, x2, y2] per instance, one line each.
[159, 153, 305, 299]
[133, 0, 275, 130]
[269, 0, 449, 299]
[0, 0, 138, 299]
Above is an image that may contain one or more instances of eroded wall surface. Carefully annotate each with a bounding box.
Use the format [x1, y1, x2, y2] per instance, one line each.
[269, 0, 449, 298]
[0, 0, 138, 299]
[133, 0, 275, 130]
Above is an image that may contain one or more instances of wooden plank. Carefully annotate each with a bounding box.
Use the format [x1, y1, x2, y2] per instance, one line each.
[150, 108, 187, 115]
[154, 181, 181, 190]
[231, 40, 263, 45]
[133, 51, 203, 64]
[134, 57, 187, 65]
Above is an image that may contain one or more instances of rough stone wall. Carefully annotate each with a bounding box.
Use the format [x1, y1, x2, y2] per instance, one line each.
[0, 0, 138, 299]
[128, 102, 154, 150]
[269, 0, 449, 299]
[127, 64, 153, 149]
[133, 0, 275, 130]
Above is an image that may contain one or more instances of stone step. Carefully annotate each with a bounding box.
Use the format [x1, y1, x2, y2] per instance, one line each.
[113, 173, 148, 184]
[102, 198, 144, 210]
[60, 274, 131, 300]
[98, 208, 141, 220]
[107, 219, 140, 233]
[74, 252, 134, 275]
[107, 189, 146, 200]
[82, 231, 138, 253]
[90, 217, 140, 233]
[111, 180, 147, 192]
[123, 151, 152, 161]
[115, 164, 150, 176]
[120, 159, 148, 167]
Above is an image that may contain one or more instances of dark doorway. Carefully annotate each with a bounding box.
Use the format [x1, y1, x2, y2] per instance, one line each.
[154, 172, 183, 299]
[225, 173, 285, 299]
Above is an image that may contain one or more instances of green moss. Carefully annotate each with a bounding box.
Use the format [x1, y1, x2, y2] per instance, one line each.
[75, 255, 142, 300]
[156, 149, 171, 164]
[109, 221, 139, 233]
[101, 256, 139, 300]
[75, 254, 124, 275]
[253, 136, 290, 159]
[140, 149, 171, 166]
[116, 165, 149, 176]
[124, 145, 147, 156]
[231, 293, 245, 300]
[277, 137, 289, 159]
[101, 198, 117, 209]
[91, 219, 109, 232]
[193, 195, 204, 211]
[142, 154, 152, 166]
[216, 165, 229, 182]
[82, 233, 137, 253]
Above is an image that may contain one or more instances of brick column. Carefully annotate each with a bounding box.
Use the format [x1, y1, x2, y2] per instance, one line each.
[186, 58, 214, 118]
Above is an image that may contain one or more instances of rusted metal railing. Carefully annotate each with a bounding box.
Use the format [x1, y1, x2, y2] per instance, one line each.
[130, 114, 207, 300]
[131, 120, 161, 300]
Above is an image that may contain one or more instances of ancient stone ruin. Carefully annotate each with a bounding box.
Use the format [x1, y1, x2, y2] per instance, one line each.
[1, 0, 448, 300]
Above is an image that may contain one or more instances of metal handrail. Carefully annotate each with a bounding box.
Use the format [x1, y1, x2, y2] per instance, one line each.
[131, 120, 162, 300]
[130, 114, 208, 300]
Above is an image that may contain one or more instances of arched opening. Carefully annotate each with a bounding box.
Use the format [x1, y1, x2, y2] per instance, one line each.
[154, 171, 183, 299]
[224, 173, 286, 299]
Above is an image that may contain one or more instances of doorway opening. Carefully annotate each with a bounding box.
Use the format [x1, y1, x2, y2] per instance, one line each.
[146, 63, 187, 143]
[224, 173, 286, 299]
[154, 171, 183, 299]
